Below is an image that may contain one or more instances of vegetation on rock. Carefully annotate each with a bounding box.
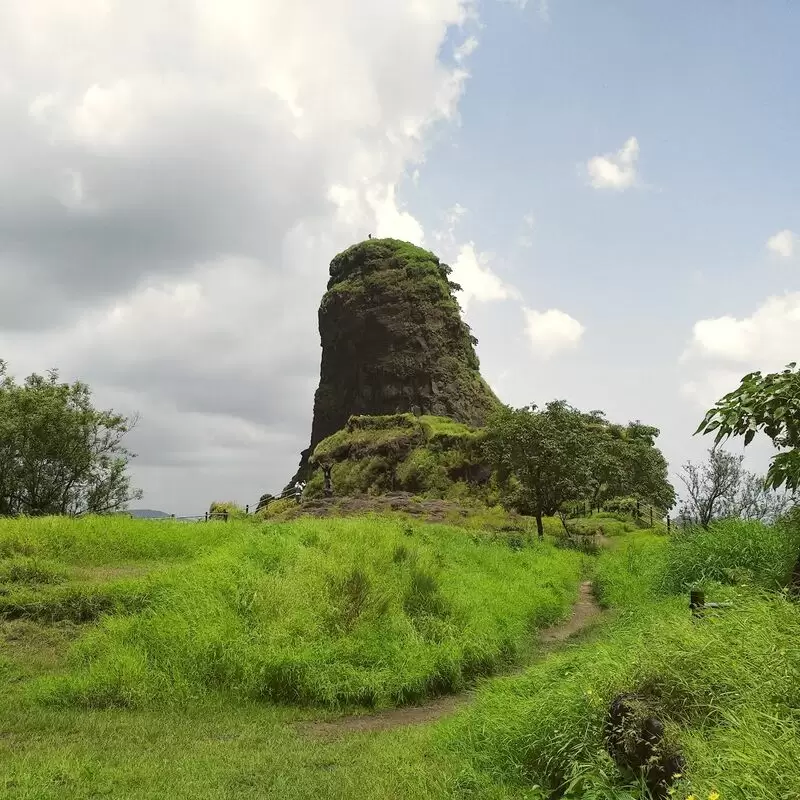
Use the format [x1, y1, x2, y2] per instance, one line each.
[305, 412, 491, 500]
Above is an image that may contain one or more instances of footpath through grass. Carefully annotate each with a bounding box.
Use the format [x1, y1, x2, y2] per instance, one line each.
[2, 513, 800, 799]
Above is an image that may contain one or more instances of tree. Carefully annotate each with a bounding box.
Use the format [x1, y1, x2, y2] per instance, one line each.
[484, 401, 596, 539]
[678, 448, 744, 528]
[696, 363, 800, 587]
[0, 360, 142, 517]
[588, 417, 675, 511]
[696, 362, 800, 492]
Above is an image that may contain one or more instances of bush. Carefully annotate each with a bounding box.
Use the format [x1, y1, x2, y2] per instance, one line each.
[603, 497, 639, 515]
[257, 498, 296, 519]
[396, 448, 450, 494]
[208, 501, 247, 520]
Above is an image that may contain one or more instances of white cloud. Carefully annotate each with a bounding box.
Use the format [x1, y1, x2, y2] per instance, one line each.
[454, 35, 478, 62]
[523, 308, 585, 357]
[0, 0, 478, 512]
[680, 292, 800, 407]
[766, 229, 796, 258]
[445, 202, 468, 227]
[451, 242, 517, 310]
[587, 136, 640, 190]
[429, 203, 516, 310]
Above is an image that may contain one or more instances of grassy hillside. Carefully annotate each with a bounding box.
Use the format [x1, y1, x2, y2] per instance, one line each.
[1, 515, 582, 711]
[443, 517, 800, 799]
[2, 512, 799, 799]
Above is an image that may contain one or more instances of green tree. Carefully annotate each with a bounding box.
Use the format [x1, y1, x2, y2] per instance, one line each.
[696, 362, 800, 492]
[485, 401, 596, 539]
[0, 360, 142, 517]
[696, 363, 800, 586]
[586, 416, 674, 511]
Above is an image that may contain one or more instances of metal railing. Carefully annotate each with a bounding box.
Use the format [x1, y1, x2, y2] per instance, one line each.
[146, 485, 302, 522]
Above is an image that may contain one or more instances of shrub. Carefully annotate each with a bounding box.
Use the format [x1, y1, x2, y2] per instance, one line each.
[258, 498, 296, 519]
[208, 501, 247, 520]
[396, 448, 450, 494]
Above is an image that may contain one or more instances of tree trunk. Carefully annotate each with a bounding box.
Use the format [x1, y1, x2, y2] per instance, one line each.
[536, 511, 544, 541]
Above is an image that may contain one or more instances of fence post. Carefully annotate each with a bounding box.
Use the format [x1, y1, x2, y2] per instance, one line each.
[204, 512, 208, 522]
[223, 511, 229, 523]
[690, 589, 705, 618]
[666, 515, 671, 533]
[245, 504, 249, 515]
[649, 507, 653, 528]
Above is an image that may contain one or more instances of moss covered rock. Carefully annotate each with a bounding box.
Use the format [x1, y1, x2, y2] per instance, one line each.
[305, 413, 492, 500]
[294, 238, 499, 479]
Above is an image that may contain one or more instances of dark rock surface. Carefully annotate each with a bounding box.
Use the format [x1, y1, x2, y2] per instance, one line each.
[293, 238, 499, 479]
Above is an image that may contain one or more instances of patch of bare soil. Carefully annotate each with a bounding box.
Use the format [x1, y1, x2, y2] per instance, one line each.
[71, 564, 159, 582]
[539, 581, 601, 644]
[297, 581, 601, 737]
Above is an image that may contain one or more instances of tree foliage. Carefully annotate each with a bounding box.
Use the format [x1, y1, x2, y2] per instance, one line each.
[0, 360, 141, 517]
[585, 415, 675, 510]
[484, 400, 674, 537]
[696, 363, 800, 493]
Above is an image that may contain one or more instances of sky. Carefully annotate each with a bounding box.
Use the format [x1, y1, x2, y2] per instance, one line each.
[1, 0, 798, 515]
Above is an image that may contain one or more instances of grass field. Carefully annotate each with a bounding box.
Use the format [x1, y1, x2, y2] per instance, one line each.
[1, 512, 799, 799]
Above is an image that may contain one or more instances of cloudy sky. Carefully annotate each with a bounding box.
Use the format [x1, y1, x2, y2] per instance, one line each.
[1, 1, 798, 514]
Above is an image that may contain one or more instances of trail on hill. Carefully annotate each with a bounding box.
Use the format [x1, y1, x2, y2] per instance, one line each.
[298, 580, 602, 737]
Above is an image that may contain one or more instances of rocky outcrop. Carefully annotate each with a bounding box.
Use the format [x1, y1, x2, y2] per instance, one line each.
[293, 238, 499, 479]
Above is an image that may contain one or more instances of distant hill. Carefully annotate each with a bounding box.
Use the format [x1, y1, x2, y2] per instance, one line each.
[128, 509, 172, 519]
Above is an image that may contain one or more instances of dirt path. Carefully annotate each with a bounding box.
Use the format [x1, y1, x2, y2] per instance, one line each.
[298, 581, 601, 737]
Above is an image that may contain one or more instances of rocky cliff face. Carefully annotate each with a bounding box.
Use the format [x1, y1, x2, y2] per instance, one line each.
[294, 238, 499, 478]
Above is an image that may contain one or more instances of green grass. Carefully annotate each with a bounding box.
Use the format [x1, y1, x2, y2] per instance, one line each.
[659, 517, 800, 593]
[438, 520, 800, 799]
[2, 511, 799, 799]
[439, 590, 800, 799]
[2, 516, 583, 712]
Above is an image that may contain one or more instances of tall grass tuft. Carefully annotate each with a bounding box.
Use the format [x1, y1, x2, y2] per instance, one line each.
[660, 517, 800, 593]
